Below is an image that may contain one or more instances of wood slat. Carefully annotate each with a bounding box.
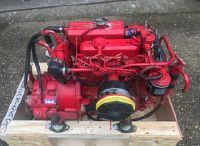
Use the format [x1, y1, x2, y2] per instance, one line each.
[4, 121, 181, 146]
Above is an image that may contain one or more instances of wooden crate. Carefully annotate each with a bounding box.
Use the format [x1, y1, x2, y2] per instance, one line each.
[2, 63, 182, 146]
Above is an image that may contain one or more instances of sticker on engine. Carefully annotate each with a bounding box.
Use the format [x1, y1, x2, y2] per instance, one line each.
[44, 99, 56, 104]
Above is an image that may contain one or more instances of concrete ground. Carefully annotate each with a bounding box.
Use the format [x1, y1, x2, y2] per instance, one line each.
[0, 0, 200, 146]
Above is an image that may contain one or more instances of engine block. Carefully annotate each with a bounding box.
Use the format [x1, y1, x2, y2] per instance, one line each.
[24, 18, 189, 123]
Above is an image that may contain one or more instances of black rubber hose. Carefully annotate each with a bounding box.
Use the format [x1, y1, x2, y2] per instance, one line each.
[43, 26, 64, 47]
[131, 96, 163, 121]
[153, 34, 167, 62]
[44, 26, 64, 33]
[137, 66, 162, 80]
[43, 36, 53, 47]
[24, 32, 41, 87]
[32, 41, 42, 92]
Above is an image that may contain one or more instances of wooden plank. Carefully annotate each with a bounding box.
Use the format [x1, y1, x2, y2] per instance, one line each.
[31, 63, 48, 75]
[4, 135, 52, 146]
[4, 121, 181, 146]
[155, 97, 183, 139]
[131, 107, 157, 121]
[155, 97, 176, 121]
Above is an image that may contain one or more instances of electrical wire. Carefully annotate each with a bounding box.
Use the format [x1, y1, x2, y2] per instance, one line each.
[131, 96, 163, 121]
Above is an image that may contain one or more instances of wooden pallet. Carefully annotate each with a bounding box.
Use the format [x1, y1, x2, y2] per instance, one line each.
[2, 63, 182, 146]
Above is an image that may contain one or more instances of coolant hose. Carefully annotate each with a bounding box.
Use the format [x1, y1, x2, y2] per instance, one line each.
[24, 32, 41, 87]
[138, 66, 162, 80]
[43, 26, 64, 47]
[32, 42, 42, 92]
[44, 26, 64, 33]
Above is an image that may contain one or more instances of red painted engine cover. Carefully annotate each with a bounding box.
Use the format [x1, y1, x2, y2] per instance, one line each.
[66, 20, 124, 45]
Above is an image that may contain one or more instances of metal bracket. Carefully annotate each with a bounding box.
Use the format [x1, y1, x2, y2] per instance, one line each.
[113, 119, 137, 133]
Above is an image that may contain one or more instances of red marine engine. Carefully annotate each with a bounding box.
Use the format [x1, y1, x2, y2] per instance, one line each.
[24, 18, 189, 130]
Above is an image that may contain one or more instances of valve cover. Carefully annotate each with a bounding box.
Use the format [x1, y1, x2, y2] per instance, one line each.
[80, 37, 141, 57]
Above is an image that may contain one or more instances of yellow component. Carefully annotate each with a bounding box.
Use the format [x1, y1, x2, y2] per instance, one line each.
[96, 95, 135, 110]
